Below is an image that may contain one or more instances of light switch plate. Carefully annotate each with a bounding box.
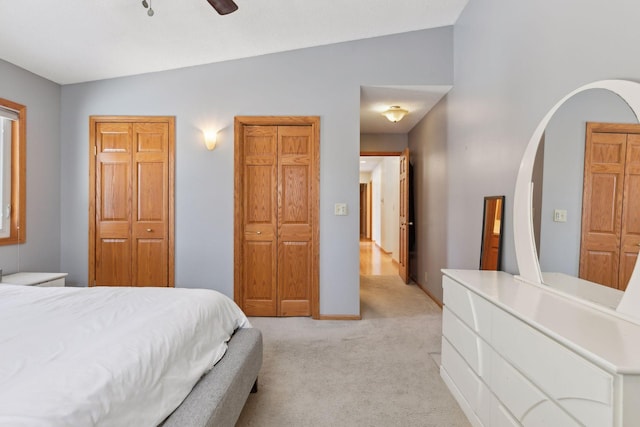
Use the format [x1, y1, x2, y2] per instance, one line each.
[334, 203, 348, 216]
[553, 209, 567, 222]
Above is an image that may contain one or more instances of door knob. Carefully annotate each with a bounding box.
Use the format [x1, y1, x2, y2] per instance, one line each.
[146, 228, 152, 232]
[408, 222, 414, 226]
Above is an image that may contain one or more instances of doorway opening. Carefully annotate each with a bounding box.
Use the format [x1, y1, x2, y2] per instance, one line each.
[359, 151, 412, 280]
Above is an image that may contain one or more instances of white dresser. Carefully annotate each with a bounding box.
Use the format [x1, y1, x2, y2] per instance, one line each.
[441, 269, 640, 427]
[1, 272, 67, 287]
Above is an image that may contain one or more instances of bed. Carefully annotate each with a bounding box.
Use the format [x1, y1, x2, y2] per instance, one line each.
[0, 284, 262, 427]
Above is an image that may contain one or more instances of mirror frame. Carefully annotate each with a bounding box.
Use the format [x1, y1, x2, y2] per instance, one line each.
[480, 195, 505, 271]
[513, 80, 640, 319]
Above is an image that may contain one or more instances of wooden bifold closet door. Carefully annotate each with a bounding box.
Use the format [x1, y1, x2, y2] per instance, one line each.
[234, 116, 319, 318]
[89, 116, 175, 287]
[580, 122, 640, 290]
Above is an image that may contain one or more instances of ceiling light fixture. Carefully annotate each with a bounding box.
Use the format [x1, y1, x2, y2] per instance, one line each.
[381, 106, 408, 123]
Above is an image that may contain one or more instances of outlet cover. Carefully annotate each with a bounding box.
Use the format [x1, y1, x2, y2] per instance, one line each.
[334, 203, 348, 216]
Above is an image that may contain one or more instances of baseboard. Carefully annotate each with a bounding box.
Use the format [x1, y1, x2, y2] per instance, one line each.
[374, 242, 392, 255]
[412, 278, 443, 309]
[318, 314, 362, 321]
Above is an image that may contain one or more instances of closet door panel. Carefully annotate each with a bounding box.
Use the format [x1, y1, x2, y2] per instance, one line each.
[242, 126, 278, 316]
[95, 123, 132, 286]
[277, 126, 313, 316]
[90, 117, 174, 288]
[96, 238, 131, 286]
[620, 135, 640, 290]
[234, 117, 319, 318]
[135, 238, 167, 286]
[580, 130, 626, 288]
[132, 122, 170, 287]
[278, 241, 311, 316]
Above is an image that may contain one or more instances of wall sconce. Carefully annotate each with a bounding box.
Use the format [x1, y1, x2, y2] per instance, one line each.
[381, 106, 408, 123]
[204, 131, 217, 151]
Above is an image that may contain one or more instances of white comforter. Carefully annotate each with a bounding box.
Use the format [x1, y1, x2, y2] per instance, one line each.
[0, 285, 249, 427]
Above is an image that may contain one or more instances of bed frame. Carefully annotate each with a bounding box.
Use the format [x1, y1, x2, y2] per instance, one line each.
[163, 328, 263, 427]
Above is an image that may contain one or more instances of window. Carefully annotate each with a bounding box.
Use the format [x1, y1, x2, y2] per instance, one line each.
[0, 98, 26, 245]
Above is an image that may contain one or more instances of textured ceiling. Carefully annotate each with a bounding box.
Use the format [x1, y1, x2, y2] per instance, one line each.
[0, 0, 467, 85]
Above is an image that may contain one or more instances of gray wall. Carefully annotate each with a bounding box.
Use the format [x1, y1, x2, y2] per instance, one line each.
[443, 0, 640, 277]
[0, 59, 61, 275]
[539, 90, 636, 275]
[404, 0, 640, 304]
[59, 28, 453, 316]
[408, 98, 449, 301]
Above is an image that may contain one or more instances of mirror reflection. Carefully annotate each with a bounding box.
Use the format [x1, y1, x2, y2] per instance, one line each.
[480, 195, 504, 271]
[533, 89, 639, 291]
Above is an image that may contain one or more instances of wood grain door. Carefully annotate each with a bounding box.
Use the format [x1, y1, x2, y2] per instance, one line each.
[360, 184, 367, 238]
[94, 122, 133, 285]
[579, 129, 626, 288]
[240, 125, 278, 315]
[235, 117, 319, 318]
[398, 148, 410, 283]
[620, 134, 640, 290]
[277, 126, 315, 316]
[90, 116, 174, 287]
[132, 123, 170, 287]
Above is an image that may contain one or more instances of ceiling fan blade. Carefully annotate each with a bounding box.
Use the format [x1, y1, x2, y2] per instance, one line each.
[206, 0, 238, 15]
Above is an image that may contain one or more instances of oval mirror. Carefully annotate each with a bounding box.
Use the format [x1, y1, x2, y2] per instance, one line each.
[513, 80, 640, 322]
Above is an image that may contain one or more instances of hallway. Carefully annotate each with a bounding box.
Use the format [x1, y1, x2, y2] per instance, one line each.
[359, 240, 398, 275]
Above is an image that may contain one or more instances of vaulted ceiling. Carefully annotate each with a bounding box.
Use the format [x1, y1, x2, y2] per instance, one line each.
[0, 0, 467, 85]
[0, 1, 467, 135]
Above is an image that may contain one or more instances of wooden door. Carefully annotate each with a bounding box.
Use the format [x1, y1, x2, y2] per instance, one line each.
[240, 125, 278, 315]
[235, 117, 319, 318]
[277, 126, 315, 316]
[620, 134, 640, 290]
[132, 123, 170, 287]
[398, 148, 410, 283]
[94, 122, 133, 285]
[89, 116, 174, 287]
[579, 129, 626, 288]
[359, 184, 367, 238]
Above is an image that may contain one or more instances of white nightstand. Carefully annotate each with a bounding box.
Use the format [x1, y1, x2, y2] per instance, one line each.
[1, 272, 68, 287]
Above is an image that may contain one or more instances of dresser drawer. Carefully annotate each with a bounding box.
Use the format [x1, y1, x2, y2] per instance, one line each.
[492, 307, 613, 427]
[443, 276, 492, 341]
[491, 347, 580, 426]
[442, 338, 492, 426]
[443, 307, 490, 378]
[492, 401, 520, 427]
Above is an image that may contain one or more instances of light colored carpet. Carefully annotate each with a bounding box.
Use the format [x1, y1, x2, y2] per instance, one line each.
[236, 275, 469, 427]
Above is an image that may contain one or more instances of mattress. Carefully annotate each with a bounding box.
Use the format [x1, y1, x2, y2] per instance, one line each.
[0, 284, 249, 426]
